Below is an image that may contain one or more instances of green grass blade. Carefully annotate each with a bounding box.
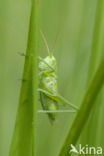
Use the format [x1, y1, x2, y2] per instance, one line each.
[82, 0, 104, 146]
[31, 0, 39, 155]
[88, 0, 104, 80]
[59, 58, 104, 156]
[9, 0, 39, 156]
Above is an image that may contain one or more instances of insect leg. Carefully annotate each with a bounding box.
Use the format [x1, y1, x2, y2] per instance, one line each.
[18, 52, 26, 56]
[38, 110, 76, 113]
[18, 52, 33, 57]
[38, 88, 79, 110]
[18, 78, 27, 82]
[55, 94, 79, 110]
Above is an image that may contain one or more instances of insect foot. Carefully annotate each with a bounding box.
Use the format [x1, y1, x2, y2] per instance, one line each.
[18, 78, 27, 82]
[18, 52, 26, 56]
[18, 52, 33, 57]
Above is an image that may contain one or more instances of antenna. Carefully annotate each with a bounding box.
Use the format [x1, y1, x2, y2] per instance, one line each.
[51, 0, 61, 52]
[40, 30, 50, 54]
[40, 0, 62, 53]
[51, 20, 61, 52]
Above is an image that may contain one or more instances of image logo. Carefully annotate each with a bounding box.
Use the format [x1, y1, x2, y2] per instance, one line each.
[69, 144, 79, 154]
[69, 144, 103, 155]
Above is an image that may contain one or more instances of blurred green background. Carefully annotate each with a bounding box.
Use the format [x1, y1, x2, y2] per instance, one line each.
[0, 0, 104, 156]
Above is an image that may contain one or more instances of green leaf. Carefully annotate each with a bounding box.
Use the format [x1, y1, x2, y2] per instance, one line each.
[9, 0, 39, 156]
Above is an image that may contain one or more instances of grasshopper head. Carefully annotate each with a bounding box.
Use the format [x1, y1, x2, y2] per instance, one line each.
[45, 54, 56, 68]
[39, 54, 57, 73]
